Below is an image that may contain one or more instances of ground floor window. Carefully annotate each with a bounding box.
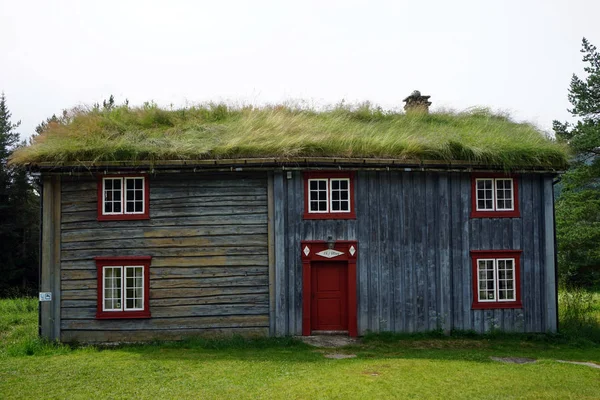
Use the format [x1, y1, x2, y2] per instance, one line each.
[95, 256, 151, 319]
[471, 250, 522, 309]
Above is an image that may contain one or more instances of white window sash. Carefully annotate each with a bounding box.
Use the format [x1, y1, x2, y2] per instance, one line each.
[102, 178, 124, 215]
[102, 177, 145, 215]
[476, 257, 517, 303]
[124, 177, 145, 215]
[308, 179, 329, 213]
[496, 258, 516, 301]
[475, 178, 495, 211]
[124, 266, 144, 311]
[329, 178, 351, 213]
[102, 266, 123, 311]
[102, 265, 145, 312]
[477, 259, 496, 302]
[494, 179, 514, 211]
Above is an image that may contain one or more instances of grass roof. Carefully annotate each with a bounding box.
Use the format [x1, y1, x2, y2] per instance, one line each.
[10, 102, 569, 169]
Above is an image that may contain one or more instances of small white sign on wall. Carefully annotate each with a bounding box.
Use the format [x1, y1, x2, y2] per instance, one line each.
[39, 292, 52, 302]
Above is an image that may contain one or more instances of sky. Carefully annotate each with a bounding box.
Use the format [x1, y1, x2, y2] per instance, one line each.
[1, 0, 599, 139]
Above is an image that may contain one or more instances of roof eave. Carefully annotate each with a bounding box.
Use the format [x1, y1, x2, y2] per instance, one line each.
[27, 157, 566, 175]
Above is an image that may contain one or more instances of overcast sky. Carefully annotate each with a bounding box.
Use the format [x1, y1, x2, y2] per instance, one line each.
[1, 0, 599, 139]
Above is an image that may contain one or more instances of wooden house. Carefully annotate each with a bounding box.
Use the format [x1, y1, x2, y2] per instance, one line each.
[13, 93, 567, 342]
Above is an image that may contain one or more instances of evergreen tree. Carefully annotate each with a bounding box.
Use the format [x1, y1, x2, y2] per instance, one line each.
[554, 38, 600, 287]
[0, 93, 39, 296]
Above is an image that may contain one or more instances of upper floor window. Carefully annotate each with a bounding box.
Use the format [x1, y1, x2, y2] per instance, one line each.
[98, 175, 149, 221]
[471, 250, 522, 309]
[303, 172, 356, 219]
[471, 175, 520, 218]
[95, 256, 151, 319]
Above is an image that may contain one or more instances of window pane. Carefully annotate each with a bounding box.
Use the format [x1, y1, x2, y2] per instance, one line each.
[126, 202, 135, 213]
[127, 179, 134, 190]
[310, 181, 318, 190]
[114, 202, 121, 213]
[135, 202, 143, 213]
[477, 259, 495, 301]
[476, 179, 494, 211]
[332, 180, 339, 190]
[495, 179, 513, 210]
[103, 267, 122, 310]
[319, 181, 326, 190]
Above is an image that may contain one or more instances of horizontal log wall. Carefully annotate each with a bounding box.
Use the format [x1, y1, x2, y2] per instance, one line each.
[60, 173, 269, 342]
[273, 171, 554, 335]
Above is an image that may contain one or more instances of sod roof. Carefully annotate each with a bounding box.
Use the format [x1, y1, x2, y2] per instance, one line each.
[10, 102, 569, 170]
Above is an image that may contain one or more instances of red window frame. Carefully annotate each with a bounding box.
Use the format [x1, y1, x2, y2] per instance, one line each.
[303, 171, 356, 220]
[470, 173, 520, 218]
[95, 256, 152, 319]
[97, 174, 150, 221]
[471, 250, 522, 310]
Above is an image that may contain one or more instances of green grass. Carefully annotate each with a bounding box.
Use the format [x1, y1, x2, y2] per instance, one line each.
[1, 297, 599, 399]
[10, 102, 569, 169]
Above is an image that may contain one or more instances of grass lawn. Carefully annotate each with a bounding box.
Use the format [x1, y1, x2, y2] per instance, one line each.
[1, 298, 599, 400]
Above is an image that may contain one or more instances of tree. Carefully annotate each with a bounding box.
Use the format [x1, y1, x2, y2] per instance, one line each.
[0, 93, 39, 296]
[554, 38, 600, 287]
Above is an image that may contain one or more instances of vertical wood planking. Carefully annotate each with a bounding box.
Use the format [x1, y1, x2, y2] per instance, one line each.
[460, 175, 472, 330]
[367, 173, 379, 331]
[41, 176, 59, 341]
[438, 173, 451, 333]
[543, 175, 558, 332]
[414, 172, 426, 331]
[273, 170, 553, 336]
[53, 177, 62, 340]
[356, 171, 369, 334]
[532, 176, 542, 332]
[267, 173, 276, 336]
[379, 172, 391, 331]
[273, 172, 287, 335]
[285, 172, 296, 335]
[293, 172, 304, 335]
[450, 173, 463, 330]
[521, 175, 533, 332]
[391, 172, 403, 331]
[426, 173, 437, 330]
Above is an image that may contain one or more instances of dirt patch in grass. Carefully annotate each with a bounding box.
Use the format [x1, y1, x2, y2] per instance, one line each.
[490, 357, 537, 364]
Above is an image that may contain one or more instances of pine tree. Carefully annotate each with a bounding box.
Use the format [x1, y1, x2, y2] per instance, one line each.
[0, 93, 39, 296]
[553, 38, 600, 287]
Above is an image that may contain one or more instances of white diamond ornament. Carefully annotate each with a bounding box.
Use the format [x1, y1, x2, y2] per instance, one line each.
[303, 246, 310, 256]
[349, 245, 356, 256]
[316, 249, 344, 258]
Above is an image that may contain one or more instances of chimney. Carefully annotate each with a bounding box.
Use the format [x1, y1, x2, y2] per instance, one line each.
[403, 90, 431, 113]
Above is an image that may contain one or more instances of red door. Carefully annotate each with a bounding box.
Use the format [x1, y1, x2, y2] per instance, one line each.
[311, 262, 348, 331]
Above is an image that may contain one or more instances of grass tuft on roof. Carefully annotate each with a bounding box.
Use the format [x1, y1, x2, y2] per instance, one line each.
[10, 102, 569, 169]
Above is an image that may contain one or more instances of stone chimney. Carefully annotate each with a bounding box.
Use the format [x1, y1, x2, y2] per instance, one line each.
[403, 90, 431, 113]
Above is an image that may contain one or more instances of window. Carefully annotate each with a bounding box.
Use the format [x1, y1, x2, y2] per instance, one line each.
[471, 175, 519, 218]
[97, 175, 149, 221]
[303, 172, 356, 219]
[471, 250, 522, 309]
[95, 256, 151, 319]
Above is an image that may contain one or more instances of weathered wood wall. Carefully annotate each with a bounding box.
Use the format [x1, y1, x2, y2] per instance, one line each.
[60, 173, 269, 342]
[272, 171, 556, 336]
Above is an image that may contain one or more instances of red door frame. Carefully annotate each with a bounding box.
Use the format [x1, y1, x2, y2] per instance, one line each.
[301, 240, 358, 337]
